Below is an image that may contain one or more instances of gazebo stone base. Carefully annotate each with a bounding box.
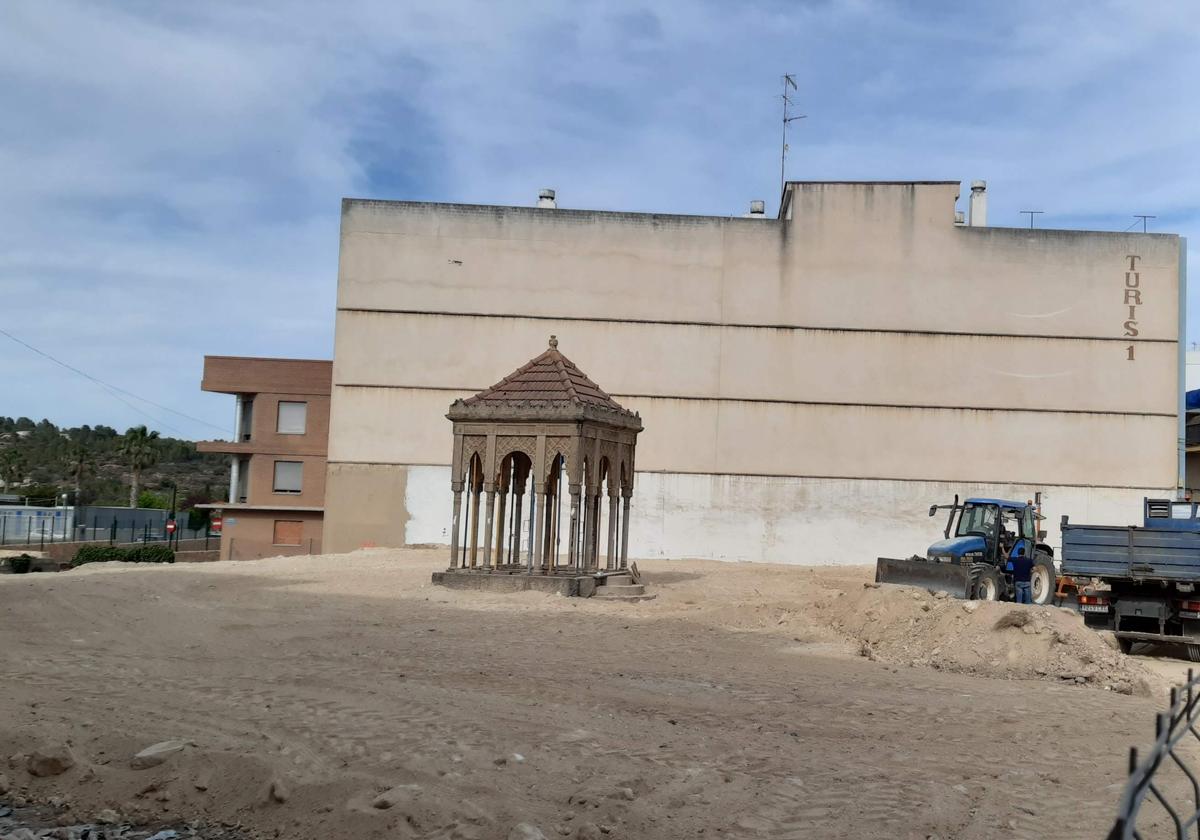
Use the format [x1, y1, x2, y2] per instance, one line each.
[432, 568, 603, 597]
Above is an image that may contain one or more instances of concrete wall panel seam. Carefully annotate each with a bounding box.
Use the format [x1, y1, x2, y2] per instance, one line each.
[334, 307, 1177, 345]
[330, 384, 1174, 419]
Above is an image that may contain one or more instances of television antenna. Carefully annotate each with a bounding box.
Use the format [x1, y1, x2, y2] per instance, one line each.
[1133, 214, 1156, 233]
[780, 74, 806, 199]
[1020, 210, 1044, 229]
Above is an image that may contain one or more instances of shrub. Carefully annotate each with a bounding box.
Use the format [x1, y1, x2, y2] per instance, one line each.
[71, 545, 128, 567]
[7, 554, 34, 574]
[127, 545, 175, 564]
[71, 543, 176, 567]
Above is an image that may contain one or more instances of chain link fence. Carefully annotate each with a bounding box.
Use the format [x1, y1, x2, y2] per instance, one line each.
[1110, 668, 1200, 838]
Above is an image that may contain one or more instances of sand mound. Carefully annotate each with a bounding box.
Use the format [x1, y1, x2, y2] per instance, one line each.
[816, 582, 1154, 695]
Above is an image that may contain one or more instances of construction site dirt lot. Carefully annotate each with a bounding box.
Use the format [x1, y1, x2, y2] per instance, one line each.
[1, 549, 1196, 840]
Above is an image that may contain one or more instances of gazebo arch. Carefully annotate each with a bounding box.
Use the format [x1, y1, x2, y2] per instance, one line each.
[444, 336, 642, 577]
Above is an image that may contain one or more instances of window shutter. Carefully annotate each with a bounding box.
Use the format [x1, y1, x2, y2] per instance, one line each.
[277, 401, 307, 434]
[273, 461, 303, 493]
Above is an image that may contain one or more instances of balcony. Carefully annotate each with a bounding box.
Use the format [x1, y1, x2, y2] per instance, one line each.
[196, 439, 256, 456]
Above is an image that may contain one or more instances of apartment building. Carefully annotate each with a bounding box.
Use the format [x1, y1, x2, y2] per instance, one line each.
[197, 356, 331, 560]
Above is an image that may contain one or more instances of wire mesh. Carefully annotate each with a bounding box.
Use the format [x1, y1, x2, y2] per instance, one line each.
[1110, 668, 1200, 839]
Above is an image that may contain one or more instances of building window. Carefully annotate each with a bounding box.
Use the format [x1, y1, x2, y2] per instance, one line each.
[273, 520, 303, 546]
[273, 461, 303, 494]
[277, 401, 307, 435]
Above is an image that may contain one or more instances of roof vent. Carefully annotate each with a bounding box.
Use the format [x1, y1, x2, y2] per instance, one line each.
[537, 188, 557, 209]
[745, 200, 766, 218]
[968, 180, 987, 227]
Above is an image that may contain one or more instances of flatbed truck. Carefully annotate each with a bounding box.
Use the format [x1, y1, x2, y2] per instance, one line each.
[1062, 498, 1200, 660]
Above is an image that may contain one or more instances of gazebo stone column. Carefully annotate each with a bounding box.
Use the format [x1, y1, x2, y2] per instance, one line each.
[482, 485, 496, 569]
[606, 489, 619, 570]
[533, 480, 546, 574]
[493, 475, 508, 565]
[449, 482, 463, 569]
[468, 482, 481, 568]
[568, 486, 582, 572]
[511, 486, 524, 567]
[620, 490, 632, 569]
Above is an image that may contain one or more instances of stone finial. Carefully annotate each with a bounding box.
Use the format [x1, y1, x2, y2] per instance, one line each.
[549, 335, 558, 349]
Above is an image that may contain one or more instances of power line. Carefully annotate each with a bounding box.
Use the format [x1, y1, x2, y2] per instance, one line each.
[0, 326, 226, 436]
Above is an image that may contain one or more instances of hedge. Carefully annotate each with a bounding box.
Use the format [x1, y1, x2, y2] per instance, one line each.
[71, 544, 176, 567]
[5, 554, 34, 574]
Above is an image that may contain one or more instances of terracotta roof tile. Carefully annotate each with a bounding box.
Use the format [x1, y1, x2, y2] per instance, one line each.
[462, 336, 632, 414]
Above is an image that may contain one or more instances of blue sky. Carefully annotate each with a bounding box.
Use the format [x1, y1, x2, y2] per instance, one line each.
[1, 0, 1197, 438]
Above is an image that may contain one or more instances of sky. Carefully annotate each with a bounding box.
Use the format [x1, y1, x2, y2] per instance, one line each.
[1, 0, 1198, 439]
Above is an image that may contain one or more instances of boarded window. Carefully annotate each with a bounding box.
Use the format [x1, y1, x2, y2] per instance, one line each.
[273, 520, 303, 546]
[273, 461, 303, 493]
[277, 401, 307, 434]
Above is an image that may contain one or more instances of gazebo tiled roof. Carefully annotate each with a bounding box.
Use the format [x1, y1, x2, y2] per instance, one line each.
[447, 336, 641, 429]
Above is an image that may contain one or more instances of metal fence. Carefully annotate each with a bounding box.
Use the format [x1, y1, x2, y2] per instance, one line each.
[0, 506, 217, 550]
[1110, 669, 1200, 838]
[0, 506, 74, 544]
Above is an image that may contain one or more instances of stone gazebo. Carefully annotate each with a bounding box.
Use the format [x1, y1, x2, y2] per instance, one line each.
[432, 336, 642, 596]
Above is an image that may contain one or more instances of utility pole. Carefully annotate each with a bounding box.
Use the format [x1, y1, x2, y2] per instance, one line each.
[1134, 214, 1156, 233]
[780, 74, 806, 199]
[1020, 210, 1044, 229]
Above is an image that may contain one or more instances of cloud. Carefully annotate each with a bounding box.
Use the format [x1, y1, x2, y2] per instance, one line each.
[0, 0, 1197, 435]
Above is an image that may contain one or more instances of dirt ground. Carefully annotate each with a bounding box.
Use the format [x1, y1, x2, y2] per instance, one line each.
[0, 549, 1195, 839]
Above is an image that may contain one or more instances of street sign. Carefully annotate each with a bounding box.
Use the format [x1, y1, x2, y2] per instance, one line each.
[166, 520, 177, 534]
[211, 515, 223, 533]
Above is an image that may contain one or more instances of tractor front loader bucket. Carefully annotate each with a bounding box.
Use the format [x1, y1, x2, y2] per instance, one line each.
[875, 557, 972, 599]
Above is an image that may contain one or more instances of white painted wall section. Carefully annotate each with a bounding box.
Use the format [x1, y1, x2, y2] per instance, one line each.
[405, 466, 1166, 565]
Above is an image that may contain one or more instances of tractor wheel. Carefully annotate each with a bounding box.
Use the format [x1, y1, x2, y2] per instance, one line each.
[1030, 553, 1057, 606]
[969, 564, 1002, 601]
[1117, 637, 1135, 655]
[1187, 644, 1200, 663]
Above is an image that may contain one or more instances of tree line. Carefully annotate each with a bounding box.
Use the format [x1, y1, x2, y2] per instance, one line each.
[0, 417, 227, 517]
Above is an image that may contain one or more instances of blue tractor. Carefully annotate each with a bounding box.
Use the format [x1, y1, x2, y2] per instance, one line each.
[875, 495, 1057, 605]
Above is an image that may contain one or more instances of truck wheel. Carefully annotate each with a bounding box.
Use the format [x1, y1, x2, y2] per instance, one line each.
[1188, 644, 1200, 663]
[969, 564, 1002, 601]
[1030, 554, 1056, 606]
[1117, 637, 1135, 655]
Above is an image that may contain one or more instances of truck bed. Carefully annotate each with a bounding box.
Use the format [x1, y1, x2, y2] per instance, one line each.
[1061, 523, 1200, 581]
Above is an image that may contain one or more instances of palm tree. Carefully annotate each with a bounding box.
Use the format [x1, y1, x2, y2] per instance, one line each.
[63, 439, 93, 501]
[118, 426, 161, 508]
[0, 449, 25, 492]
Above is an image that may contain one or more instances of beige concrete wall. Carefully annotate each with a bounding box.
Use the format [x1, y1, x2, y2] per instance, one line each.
[334, 311, 1176, 413]
[323, 463, 410, 553]
[328, 386, 1175, 487]
[326, 184, 1184, 556]
[337, 187, 1180, 339]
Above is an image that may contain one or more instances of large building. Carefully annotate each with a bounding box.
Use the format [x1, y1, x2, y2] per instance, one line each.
[323, 181, 1186, 563]
[198, 356, 331, 560]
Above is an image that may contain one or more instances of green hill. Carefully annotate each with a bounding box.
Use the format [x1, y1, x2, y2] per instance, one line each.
[0, 416, 227, 510]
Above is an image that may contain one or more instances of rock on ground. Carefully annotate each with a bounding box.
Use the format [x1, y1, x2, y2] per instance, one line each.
[130, 740, 187, 770]
[371, 783, 422, 810]
[26, 745, 75, 777]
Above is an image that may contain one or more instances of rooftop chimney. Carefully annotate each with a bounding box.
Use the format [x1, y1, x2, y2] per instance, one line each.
[745, 200, 766, 218]
[537, 188, 557, 209]
[968, 180, 987, 227]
